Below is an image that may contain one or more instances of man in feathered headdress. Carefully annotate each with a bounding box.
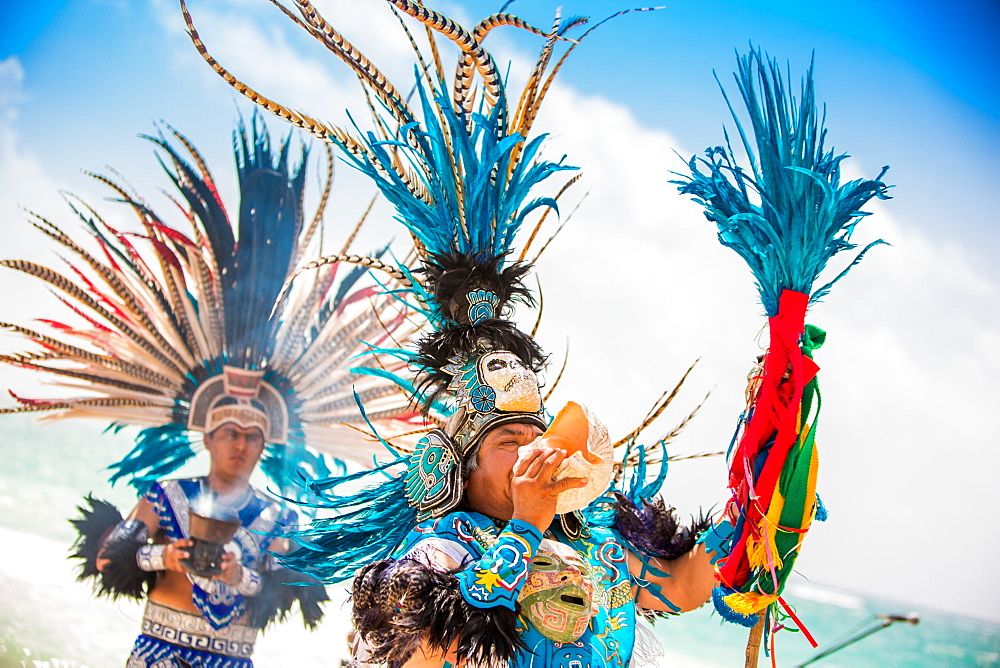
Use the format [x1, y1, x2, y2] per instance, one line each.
[91, 369, 322, 667]
[340, 267, 725, 667]
[175, 2, 733, 665]
[276, 240, 726, 667]
[2, 115, 422, 666]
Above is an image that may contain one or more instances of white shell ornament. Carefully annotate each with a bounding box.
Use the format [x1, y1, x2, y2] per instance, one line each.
[525, 401, 613, 514]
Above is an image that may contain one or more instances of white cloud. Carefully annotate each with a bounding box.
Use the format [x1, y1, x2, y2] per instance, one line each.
[0, 57, 79, 392]
[0, 57, 25, 120]
[0, 57, 60, 262]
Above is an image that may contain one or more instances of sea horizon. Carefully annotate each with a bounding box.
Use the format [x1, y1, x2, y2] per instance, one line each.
[2, 524, 998, 667]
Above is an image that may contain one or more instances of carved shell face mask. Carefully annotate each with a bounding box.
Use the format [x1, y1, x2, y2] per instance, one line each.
[477, 351, 541, 413]
[519, 540, 600, 642]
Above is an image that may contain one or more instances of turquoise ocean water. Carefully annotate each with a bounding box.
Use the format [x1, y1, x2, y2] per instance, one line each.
[1, 415, 997, 667]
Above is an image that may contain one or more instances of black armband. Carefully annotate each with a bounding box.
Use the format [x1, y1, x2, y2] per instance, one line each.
[352, 558, 521, 668]
[69, 495, 156, 601]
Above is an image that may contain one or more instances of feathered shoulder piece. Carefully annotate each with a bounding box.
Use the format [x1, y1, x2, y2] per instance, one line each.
[1, 114, 421, 495]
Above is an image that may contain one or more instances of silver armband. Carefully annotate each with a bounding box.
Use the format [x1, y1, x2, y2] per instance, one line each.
[137, 544, 166, 572]
[235, 565, 262, 597]
[107, 518, 148, 544]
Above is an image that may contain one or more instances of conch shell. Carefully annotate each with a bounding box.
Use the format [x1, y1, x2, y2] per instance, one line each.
[529, 401, 613, 514]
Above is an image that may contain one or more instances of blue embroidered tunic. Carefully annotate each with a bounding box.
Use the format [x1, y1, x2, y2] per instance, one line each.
[145, 478, 294, 628]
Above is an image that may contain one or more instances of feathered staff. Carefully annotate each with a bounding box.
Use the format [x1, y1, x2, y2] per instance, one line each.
[0, 114, 422, 496]
[672, 47, 891, 660]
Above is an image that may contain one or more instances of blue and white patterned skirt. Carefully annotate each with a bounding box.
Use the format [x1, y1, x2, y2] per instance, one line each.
[126, 601, 256, 667]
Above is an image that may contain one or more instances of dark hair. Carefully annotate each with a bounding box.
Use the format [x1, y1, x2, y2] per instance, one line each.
[461, 441, 483, 481]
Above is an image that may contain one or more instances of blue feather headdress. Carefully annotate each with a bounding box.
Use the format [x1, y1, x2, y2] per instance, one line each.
[179, 0, 668, 581]
[0, 113, 420, 498]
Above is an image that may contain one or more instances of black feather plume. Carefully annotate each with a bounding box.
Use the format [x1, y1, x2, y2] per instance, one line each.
[69, 495, 155, 600]
[353, 558, 521, 668]
[246, 567, 329, 631]
[612, 492, 713, 561]
[69, 494, 122, 580]
[419, 252, 534, 325]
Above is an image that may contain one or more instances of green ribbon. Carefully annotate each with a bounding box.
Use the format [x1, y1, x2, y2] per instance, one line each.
[801, 324, 826, 358]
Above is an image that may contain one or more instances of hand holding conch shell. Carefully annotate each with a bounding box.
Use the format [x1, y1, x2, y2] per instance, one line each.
[524, 402, 613, 514]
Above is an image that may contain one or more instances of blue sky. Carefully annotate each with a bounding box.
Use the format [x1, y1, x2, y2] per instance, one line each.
[4, 0, 997, 259]
[1, 0, 998, 650]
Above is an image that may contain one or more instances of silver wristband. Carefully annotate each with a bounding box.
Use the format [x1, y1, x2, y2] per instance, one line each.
[136, 544, 166, 572]
[235, 565, 262, 597]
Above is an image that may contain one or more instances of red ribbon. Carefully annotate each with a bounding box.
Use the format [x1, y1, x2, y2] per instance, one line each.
[777, 595, 819, 648]
[719, 289, 819, 588]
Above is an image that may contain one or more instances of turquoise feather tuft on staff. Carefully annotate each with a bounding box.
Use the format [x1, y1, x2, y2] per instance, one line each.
[673, 47, 892, 316]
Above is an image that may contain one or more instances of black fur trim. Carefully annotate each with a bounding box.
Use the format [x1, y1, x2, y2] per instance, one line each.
[353, 558, 521, 668]
[558, 511, 589, 541]
[69, 495, 155, 600]
[612, 492, 713, 561]
[246, 567, 329, 631]
[98, 534, 156, 600]
[637, 606, 680, 623]
[69, 495, 120, 580]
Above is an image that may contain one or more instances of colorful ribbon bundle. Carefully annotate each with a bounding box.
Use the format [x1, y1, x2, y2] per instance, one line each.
[719, 290, 820, 620]
[673, 47, 891, 653]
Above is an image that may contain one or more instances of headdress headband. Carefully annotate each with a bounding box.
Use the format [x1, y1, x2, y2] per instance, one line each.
[188, 366, 285, 443]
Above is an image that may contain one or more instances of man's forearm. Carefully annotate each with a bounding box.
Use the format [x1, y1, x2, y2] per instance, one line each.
[456, 518, 542, 609]
[93, 517, 158, 599]
[97, 518, 149, 572]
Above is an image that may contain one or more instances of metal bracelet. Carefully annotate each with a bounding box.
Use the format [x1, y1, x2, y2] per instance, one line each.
[235, 565, 262, 597]
[137, 544, 166, 572]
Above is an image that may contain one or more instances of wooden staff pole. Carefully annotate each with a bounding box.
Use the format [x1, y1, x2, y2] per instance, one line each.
[745, 612, 767, 668]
